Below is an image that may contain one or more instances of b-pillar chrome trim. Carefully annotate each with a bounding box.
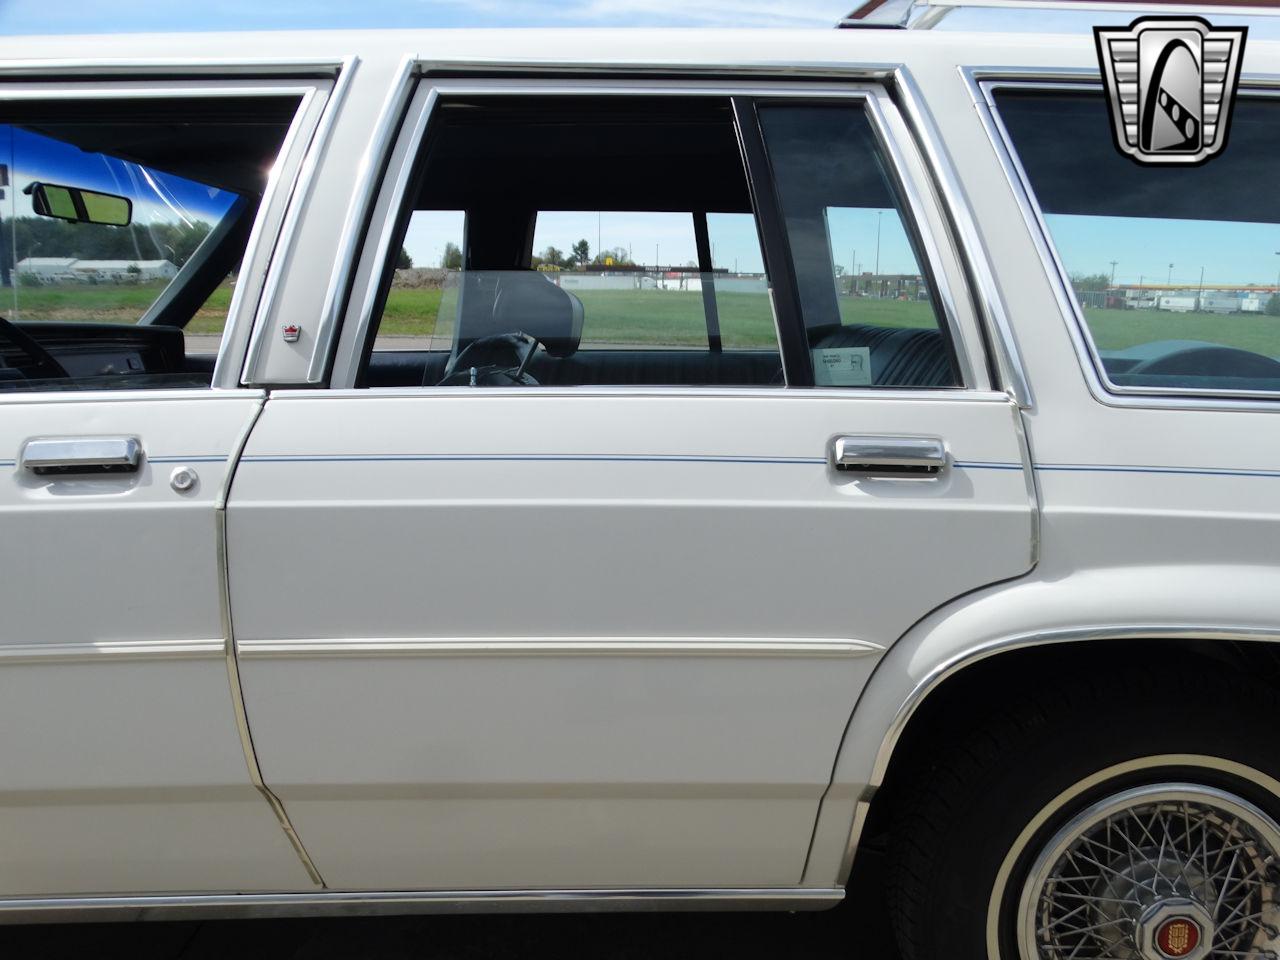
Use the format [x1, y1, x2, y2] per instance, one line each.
[892, 66, 1033, 410]
[216, 398, 325, 888]
[0, 887, 843, 924]
[833, 624, 1280, 885]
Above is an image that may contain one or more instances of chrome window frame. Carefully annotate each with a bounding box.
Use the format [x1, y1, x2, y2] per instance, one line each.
[967, 65, 1280, 410]
[326, 74, 991, 393]
[0, 69, 343, 401]
[893, 67, 1033, 409]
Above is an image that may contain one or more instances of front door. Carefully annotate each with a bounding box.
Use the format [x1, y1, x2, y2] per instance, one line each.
[228, 80, 1035, 891]
[0, 81, 322, 896]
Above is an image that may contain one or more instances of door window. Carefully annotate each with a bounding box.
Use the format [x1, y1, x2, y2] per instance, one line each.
[995, 89, 1280, 395]
[355, 92, 960, 391]
[755, 103, 960, 388]
[359, 95, 783, 389]
[0, 95, 301, 391]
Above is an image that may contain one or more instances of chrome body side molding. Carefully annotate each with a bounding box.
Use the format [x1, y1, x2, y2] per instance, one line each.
[237, 636, 885, 659]
[0, 887, 843, 925]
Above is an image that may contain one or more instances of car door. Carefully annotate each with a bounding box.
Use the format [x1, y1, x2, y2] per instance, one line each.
[227, 79, 1035, 892]
[0, 78, 329, 896]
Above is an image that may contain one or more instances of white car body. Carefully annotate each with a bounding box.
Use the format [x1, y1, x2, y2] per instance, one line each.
[2, 0, 1279, 927]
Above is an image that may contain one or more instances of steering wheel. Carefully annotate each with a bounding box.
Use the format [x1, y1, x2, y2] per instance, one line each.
[436, 332, 540, 387]
[0, 315, 70, 380]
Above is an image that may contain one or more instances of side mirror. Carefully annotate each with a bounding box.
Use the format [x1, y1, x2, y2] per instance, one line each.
[23, 181, 132, 227]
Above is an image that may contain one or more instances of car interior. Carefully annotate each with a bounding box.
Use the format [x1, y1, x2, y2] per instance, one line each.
[359, 95, 959, 390]
[0, 95, 300, 391]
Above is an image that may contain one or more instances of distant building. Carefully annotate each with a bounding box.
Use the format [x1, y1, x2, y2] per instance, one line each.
[14, 257, 77, 281]
[15, 257, 177, 284]
[69, 260, 178, 282]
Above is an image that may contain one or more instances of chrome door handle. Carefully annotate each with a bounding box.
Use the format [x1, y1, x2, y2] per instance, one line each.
[831, 436, 947, 476]
[21, 436, 142, 475]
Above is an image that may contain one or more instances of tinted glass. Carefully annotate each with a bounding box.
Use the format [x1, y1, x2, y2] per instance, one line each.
[996, 89, 1280, 394]
[0, 96, 298, 391]
[757, 103, 958, 389]
[361, 96, 784, 390]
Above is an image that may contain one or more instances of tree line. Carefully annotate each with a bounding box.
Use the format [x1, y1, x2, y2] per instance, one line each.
[436, 239, 636, 271]
[0, 216, 214, 268]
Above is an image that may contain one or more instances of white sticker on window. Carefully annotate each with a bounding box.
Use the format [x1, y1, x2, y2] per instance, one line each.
[812, 346, 872, 387]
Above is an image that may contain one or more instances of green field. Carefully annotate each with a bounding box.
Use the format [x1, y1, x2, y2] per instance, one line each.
[374, 287, 938, 347]
[10, 282, 1279, 356]
[6, 281, 233, 334]
[1083, 307, 1280, 357]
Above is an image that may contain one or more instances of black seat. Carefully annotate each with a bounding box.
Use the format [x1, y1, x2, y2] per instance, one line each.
[809, 322, 956, 388]
[490, 272, 584, 359]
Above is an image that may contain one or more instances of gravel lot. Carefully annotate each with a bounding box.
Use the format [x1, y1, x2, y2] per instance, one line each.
[0, 854, 897, 960]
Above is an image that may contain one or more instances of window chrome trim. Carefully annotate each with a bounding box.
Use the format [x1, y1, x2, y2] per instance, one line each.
[327, 75, 987, 391]
[0, 886, 842, 924]
[235, 56, 360, 387]
[271, 385, 1016, 403]
[0, 58, 344, 80]
[864, 92, 977, 389]
[0, 75, 336, 390]
[966, 65, 1280, 411]
[327, 81, 437, 382]
[893, 66, 1033, 408]
[257, 54, 418, 387]
[214, 83, 330, 387]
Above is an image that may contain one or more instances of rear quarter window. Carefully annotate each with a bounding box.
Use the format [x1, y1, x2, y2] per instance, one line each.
[994, 88, 1280, 397]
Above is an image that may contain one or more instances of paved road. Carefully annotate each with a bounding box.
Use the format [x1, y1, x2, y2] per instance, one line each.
[0, 855, 897, 960]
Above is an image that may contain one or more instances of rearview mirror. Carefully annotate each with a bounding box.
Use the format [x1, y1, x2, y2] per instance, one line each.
[23, 182, 132, 227]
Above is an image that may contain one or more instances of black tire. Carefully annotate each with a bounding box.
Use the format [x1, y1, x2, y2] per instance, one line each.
[885, 660, 1280, 960]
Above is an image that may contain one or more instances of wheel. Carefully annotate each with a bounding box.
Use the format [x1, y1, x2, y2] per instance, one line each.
[886, 660, 1280, 960]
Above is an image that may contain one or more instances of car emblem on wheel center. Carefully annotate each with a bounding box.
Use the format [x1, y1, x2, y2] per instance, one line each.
[1095, 16, 1247, 165]
[1155, 916, 1202, 958]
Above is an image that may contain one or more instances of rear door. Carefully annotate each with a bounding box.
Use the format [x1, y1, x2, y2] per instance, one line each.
[227, 79, 1034, 891]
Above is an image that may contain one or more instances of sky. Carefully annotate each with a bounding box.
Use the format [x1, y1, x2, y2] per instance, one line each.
[1047, 215, 1280, 289]
[0, 0, 853, 33]
[408, 208, 922, 276]
[1, 125, 235, 238]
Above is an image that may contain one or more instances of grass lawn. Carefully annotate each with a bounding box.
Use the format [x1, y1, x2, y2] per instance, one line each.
[376, 287, 939, 347]
[7, 281, 942, 347]
[7, 281, 233, 334]
[1084, 307, 1280, 357]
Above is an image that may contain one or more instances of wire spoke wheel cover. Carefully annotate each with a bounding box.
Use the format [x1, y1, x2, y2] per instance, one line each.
[1018, 784, 1280, 960]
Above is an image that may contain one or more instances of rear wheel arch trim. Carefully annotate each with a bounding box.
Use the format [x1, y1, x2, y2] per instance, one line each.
[832, 623, 1280, 886]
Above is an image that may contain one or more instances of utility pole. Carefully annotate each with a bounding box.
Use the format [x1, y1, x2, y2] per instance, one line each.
[874, 212, 882, 295]
[597, 212, 602, 265]
[1167, 263, 1174, 286]
[1109, 260, 1118, 287]
[1198, 265, 1205, 311]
